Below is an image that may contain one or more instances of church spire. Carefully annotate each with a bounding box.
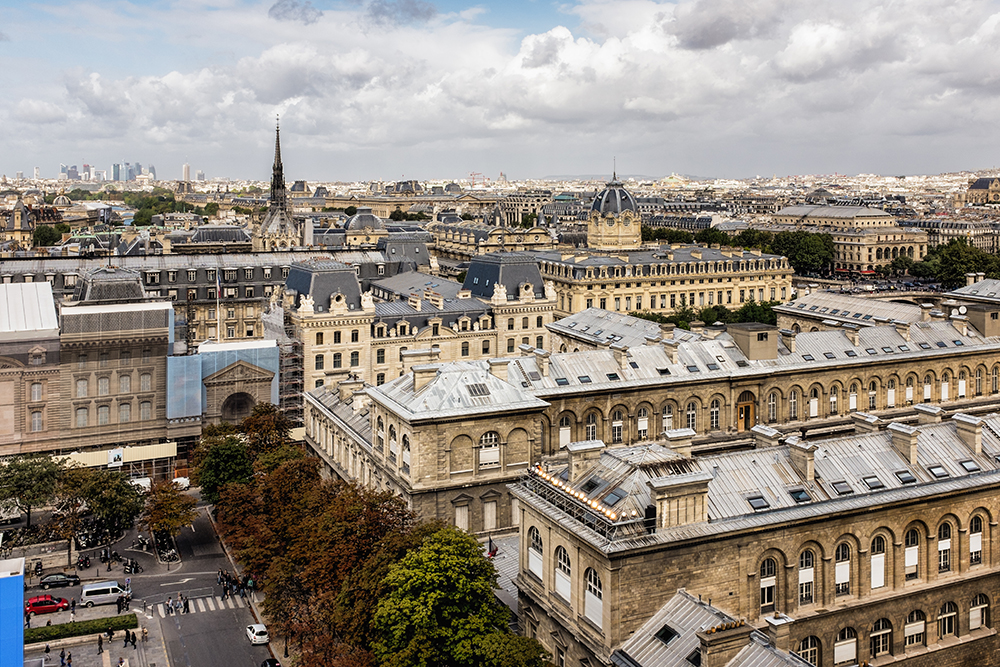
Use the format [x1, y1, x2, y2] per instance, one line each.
[270, 116, 287, 212]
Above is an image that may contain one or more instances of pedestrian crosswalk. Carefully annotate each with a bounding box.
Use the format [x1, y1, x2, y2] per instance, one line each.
[155, 595, 248, 617]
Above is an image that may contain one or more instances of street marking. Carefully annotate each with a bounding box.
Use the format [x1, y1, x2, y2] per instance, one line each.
[235, 596, 245, 608]
[206, 597, 216, 611]
[156, 604, 165, 617]
[196, 598, 206, 612]
[158, 577, 194, 587]
[226, 597, 235, 609]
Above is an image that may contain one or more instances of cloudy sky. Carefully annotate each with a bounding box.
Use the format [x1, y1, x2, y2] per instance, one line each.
[2, 0, 1000, 182]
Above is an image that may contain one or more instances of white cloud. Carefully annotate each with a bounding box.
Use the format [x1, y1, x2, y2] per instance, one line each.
[5, 0, 1000, 178]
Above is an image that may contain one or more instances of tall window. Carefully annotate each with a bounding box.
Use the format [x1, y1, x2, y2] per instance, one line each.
[904, 610, 926, 647]
[924, 375, 933, 401]
[798, 550, 814, 605]
[760, 558, 776, 613]
[461, 342, 469, 357]
[333, 331, 342, 344]
[554, 546, 571, 602]
[887, 379, 896, 407]
[315, 354, 325, 371]
[586, 413, 598, 440]
[30, 382, 42, 402]
[976, 368, 983, 395]
[850, 383, 859, 410]
[636, 408, 649, 439]
[98, 405, 110, 425]
[527, 527, 543, 579]
[905, 529, 920, 580]
[401, 435, 411, 475]
[971, 516, 984, 565]
[871, 535, 887, 589]
[789, 390, 798, 420]
[350, 351, 359, 367]
[796, 637, 820, 666]
[480, 431, 500, 467]
[75, 407, 87, 428]
[119, 375, 131, 394]
[834, 628, 857, 665]
[30, 410, 43, 432]
[351, 329, 359, 343]
[830, 386, 838, 414]
[76, 378, 88, 398]
[315, 332, 324, 345]
[994, 367, 999, 393]
[119, 403, 131, 423]
[971, 594, 990, 630]
[939, 602, 957, 637]
[871, 619, 892, 657]
[662, 404, 673, 430]
[98, 377, 109, 395]
[768, 393, 777, 422]
[585, 568, 603, 627]
[611, 410, 624, 443]
[937, 522, 953, 572]
[835, 543, 851, 596]
[333, 353, 342, 368]
[710, 399, 720, 430]
[140, 373, 151, 392]
[686, 402, 697, 430]
[482, 340, 490, 354]
[868, 381, 878, 410]
[140, 401, 152, 421]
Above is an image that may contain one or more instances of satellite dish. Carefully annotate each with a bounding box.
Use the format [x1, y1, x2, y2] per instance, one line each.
[959, 305, 968, 315]
[950, 308, 959, 317]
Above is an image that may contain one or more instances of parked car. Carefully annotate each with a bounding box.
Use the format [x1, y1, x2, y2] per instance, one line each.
[25, 595, 69, 617]
[261, 660, 281, 667]
[172, 477, 190, 490]
[40, 573, 81, 590]
[246, 624, 269, 645]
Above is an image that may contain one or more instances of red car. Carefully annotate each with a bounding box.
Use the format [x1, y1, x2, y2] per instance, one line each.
[25, 595, 69, 617]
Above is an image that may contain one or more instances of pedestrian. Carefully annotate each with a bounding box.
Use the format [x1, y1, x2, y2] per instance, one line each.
[59, 648, 65, 667]
[131, 631, 137, 649]
[166, 596, 172, 614]
[98, 635, 103, 654]
[142, 626, 148, 643]
[44, 644, 50, 657]
[24, 611, 30, 628]
[125, 593, 131, 611]
[217, 569, 223, 585]
[107, 628, 114, 641]
[183, 595, 189, 614]
[70, 597, 76, 613]
[123, 631, 129, 648]
[221, 585, 228, 601]
[118, 658, 124, 667]
[66, 652, 71, 667]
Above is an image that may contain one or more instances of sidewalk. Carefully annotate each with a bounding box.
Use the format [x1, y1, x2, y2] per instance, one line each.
[23, 603, 170, 667]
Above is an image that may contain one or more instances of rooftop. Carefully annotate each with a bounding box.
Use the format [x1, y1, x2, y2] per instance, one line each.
[0, 282, 59, 341]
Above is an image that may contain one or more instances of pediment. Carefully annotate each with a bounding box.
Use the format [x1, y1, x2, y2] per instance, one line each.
[204, 359, 275, 385]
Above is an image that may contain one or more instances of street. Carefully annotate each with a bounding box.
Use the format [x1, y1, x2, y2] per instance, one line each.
[23, 496, 276, 667]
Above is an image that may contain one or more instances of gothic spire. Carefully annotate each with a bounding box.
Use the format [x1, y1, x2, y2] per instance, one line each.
[270, 116, 287, 212]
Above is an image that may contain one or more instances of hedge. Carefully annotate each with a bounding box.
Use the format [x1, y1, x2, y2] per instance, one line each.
[25, 613, 138, 644]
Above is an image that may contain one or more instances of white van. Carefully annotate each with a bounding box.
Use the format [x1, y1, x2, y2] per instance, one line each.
[81, 580, 126, 607]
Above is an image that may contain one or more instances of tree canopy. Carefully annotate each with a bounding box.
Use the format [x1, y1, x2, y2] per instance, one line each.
[0, 455, 64, 527]
[191, 434, 254, 505]
[82, 469, 145, 544]
[139, 481, 198, 537]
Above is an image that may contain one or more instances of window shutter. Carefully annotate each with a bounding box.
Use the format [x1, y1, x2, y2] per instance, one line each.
[871, 554, 885, 589]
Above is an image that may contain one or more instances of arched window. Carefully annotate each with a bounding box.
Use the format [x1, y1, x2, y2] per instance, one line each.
[942, 372, 951, 401]
[906, 376, 915, 403]
[710, 400, 721, 430]
[835, 543, 851, 596]
[637, 407, 649, 439]
[971, 515, 984, 565]
[333, 352, 342, 368]
[789, 390, 798, 420]
[871, 535, 887, 589]
[887, 378, 896, 406]
[554, 546, 571, 601]
[119, 402, 131, 423]
[350, 351, 359, 367]
[686, 402, 697, 430]
[868, 381, 878, 410]
[76, 378, 88, 398]
[796, 636, 820, 666]
[585, 568, 603, 626]
[522, 317, 529, 329]
[830, 386, 838, 415]
[905, 529, 920, 580]
[939, 602, 958, 637]
[977, 368, 983, 395]
[586, 413, 598, 440]
[401, 435, 411, 474]
[938, 523, 952, 572]
[809, 388, 819, 418]
[536, 335, 544, 348]
[611, 410, 624, 443]
[97, 405, 110, 426]
[75, 407, 87, 428]
[834, 627, 857, 665]
[849, 383, 858, 410]
[140, 401, 151, 421]
[140, 373, 151, 392]
[760, 558, 777, 613]
[871, 619, 892, 657]
[30, 382, 43, 402]
[904, 610, 926, 647]
[662, 404, 673, 430]
[461, 342, 469, 357]
[30, 410, 43, 432]
[537, 316, 543, 328]
[482, 340, 490, 354]
[388, 425, 397, 462]
[971, 594, 990, 629]
[527, 527, 543, 579]
[768, 393, 777, 422]
[314, 354, 325, 371]
[480, 431, 500, 468]
[97, 377, 109, 396]
[798, 550, 814, 605]
[924, 374, 933, 401]
[993, 367, 999, 393]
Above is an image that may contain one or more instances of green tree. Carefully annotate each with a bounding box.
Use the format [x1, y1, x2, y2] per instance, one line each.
[0, 455, 64, 528]
[389, 209, 406, 221]
[345, 206, 358, 216]
[191, 435, 254, 505]
[33, 225, 62, 246]
[139, 481, 198, 539]
[731, 300, 779, 326]
[240, 403, 293, 459]
[771, 230, 833, 274]
[372, 527, 546, 667]
[51, 466, 96, 566]
[82, 469, 144, 547]
[889, 255, 914, 276]
[54, 222, 70, 235]
[204, 202, 220, 216]
[694, 227, 731, 246]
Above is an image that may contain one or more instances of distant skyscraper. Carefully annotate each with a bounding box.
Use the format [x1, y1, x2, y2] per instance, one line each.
[59, 163, 67, 175]
[148, 165, 156, 180]
[196, 170, 205, 181]
[182, 163, 191, 182]
[33, 167, 40, 179]
[66, 165, 79, 181]
[112, 163, 122, 181]
[15, 171, 23, 180]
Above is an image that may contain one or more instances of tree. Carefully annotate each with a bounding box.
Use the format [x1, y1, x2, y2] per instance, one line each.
[204, 202, 220, 216]
[771, 230, 834, 274]
[389, 209, 406, 221]
[191, 435, 254, 505]
[51, 466, 96, 566]
[139, 481, 198, 539]
[33, 225, 61, 246]
[889, 255, 914, 276]
[344, 206, 358, 216]
[240, 403, 293, 459]
[0, 455, 64, 527]
[372, 527, 546, 667]
[694, 227, 730, 246]
[82, 469, 144, 547]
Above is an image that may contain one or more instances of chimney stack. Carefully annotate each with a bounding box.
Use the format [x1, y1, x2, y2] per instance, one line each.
[663, 339, 680, 364]
[488, 358, 508, 382]
[893, 320, 910, 341]
[567, 440, 604, 483]
[751, 424, 782, 448]
[967, 272, 979, 287]
[953, 413, 983, 454]
[843, 324, 860, 346]
[611, 343, 629, 368]
[411, 364, 438, 392]
[852, 412, 881, 433]
[534, 349, 550, 376]
[697, 621, 754, 667]
[647, 470, 712, 530]
[779, 329, 796, 353]
[914, 404, 943, 424]
[920, 303, 934, 322]
[787, 436, 816, 482]
[888, 422, 920, 464]
[765, 615, 793, 653]
[664, 427, 695, 457]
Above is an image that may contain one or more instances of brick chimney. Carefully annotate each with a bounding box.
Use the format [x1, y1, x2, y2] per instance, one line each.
[697, 620, 754, 667]
[647, 470, 712, 529]
[888, 422, 919, 464]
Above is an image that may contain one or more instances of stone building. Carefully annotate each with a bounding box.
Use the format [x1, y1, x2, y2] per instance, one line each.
[960, 177, 1000, 205]
[427, 220, 555, 262]
[898, 218, 997, 252]
[587, 177, 642, 251]
[511, 410, 1000, 667]
[252, 121, 311, 250]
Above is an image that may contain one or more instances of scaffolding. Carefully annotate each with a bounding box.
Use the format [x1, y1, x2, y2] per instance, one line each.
[280, 309, 304, 425]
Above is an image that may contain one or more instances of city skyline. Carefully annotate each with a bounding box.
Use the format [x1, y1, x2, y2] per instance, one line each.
[3, 0, 1000, 181]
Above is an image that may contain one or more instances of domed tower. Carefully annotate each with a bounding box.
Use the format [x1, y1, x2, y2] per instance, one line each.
[587, 174, 641, 250]
[344, 207, 388, 247]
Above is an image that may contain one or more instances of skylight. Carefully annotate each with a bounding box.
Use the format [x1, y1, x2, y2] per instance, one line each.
[707, 363, 720, 371]
[936, 341, 948, 348]
[747, 495, 770, 511]
[655, 625, 680, 646]
[736, 360, 749, 367]
[919, 342, 931, 349]
[789, 489, 810, 503]
[606, 373, 620, 381]
[528, 371, 541, 381]
[832, 481, 854, 495]
[866, 348, 878, 355]
[928, 465, 949, 478]
[895, 470, 917, 484]
[899, 345, 910, 351]
[845, 350, 858, 357]
[466, 383, 491, 397]
[578, 375, 592, 383]
[954, 340, 964, 346]
[603, 488, 626, 507]
[555, 377, 569, 386]
[687, 365, 700, 373]
[657, 368, 671, 375]
[862, 475, 884, 490]
[882, 347, 893, 353]
[629, 361, 639, 369]
[961, 460, 981, 473]
[802, 354, 815, 361]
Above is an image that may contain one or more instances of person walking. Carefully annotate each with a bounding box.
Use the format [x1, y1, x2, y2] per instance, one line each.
[59, 648, 65, 667]
[70, 598, 76, 614]
[142, 626, 148, 643]
[166, 596, 172, 615]
[97, 635, 103, 654]
[66, 652, 72, 667]
[182, 595, 189, 614]
[69, 608, 75, 623]
[123, 631, 129, 648]
[131, 630, 137, 649]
